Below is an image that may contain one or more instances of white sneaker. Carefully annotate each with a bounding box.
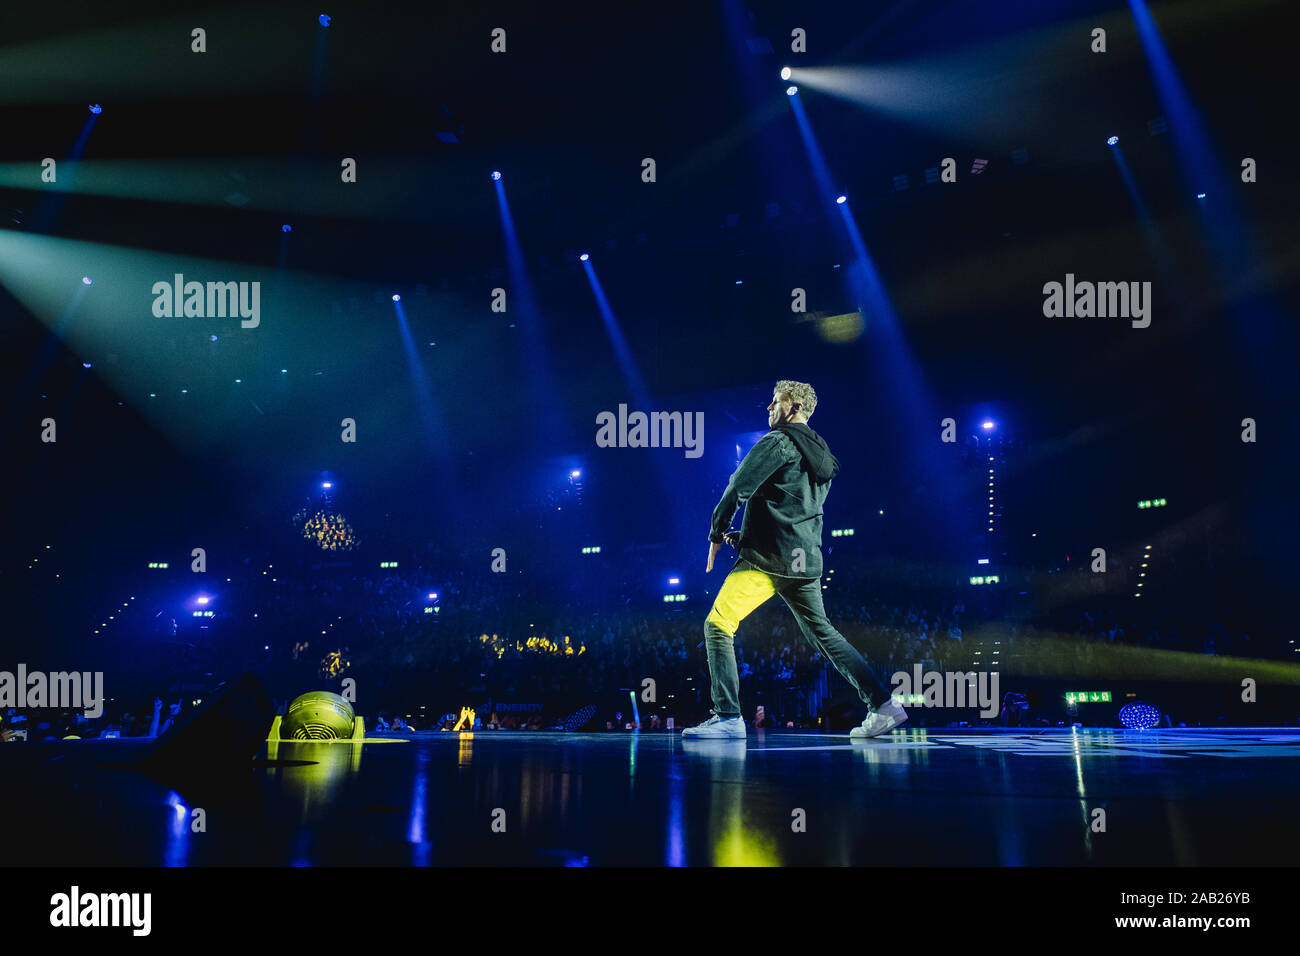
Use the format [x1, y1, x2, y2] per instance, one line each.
[850, 699, 908, 739]
[682, 715, 746, 739]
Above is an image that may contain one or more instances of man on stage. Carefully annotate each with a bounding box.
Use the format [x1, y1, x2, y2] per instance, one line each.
[683, 380, 907, 740]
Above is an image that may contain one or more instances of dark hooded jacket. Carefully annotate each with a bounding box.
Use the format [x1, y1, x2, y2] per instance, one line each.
[709, 421, 842, 579]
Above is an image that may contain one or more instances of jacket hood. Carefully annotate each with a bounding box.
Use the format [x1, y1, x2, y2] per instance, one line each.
[773, 422, 840, 483]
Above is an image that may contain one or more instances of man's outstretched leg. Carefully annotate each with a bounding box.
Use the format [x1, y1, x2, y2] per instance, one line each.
[683, 563, 776, 739]
[778, 578, 908, 738]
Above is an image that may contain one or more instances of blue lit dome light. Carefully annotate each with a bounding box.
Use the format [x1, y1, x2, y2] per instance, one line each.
[1118, 701, 1161, 730]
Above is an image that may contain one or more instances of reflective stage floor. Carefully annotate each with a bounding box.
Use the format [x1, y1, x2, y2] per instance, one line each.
[4, 728, 1299, 866]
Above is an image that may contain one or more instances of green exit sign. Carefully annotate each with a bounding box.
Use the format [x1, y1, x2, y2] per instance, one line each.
[1065, 691, 1112, 704]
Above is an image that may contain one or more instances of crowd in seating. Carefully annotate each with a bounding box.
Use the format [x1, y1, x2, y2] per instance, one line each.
[7, 533, 1284, 740]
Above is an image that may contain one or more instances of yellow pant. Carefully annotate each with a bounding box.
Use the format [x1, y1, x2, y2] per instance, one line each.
[702, 561, 886, 718]
[705, 567, 778, 636]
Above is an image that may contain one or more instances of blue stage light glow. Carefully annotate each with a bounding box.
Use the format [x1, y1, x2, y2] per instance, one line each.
[1196, 192, 1206, 199]
[786, 85, 798, 96]
[321, 481, 332, 489]
[579, 253, 589, 261]
[82, 276, 92, 285]
[570, 469, 581, 477]
[1118, 702, 1161, 729]
[1107, 136, 1119, 146]
[780, 67, 791, 80]
[82, 362, 91, 368]
[392, 294, 401, 301]
[982, 420, 995, 430]
[319, 14, 331, 26]
[89, 104, 102, 114]
[836, 195, 846, 204]
[211, 335, 218, 342]
[491, 170, 501, 181]
[281, 224, 292, 233]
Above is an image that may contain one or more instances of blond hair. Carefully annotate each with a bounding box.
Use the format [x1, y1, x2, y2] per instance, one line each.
[775, 380, 817, 418]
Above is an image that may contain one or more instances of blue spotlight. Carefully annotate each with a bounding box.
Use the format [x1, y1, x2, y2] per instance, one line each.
[210, 335, 218, 342]
[82, 362, 91, 369]
[491, 170, 501, 181]
[780, 67, 791, 80]
[579, 253, 589, 261]
[392, 294, 401, 301]
[81, 276, 92, 285]
[668, 577, 680, 586]
[321, 481, 332, 489]
[319, 14, 331, 27]
[1107, 136, 1119, 146]
[570, 469, 582, 478]
[88, 104, 102, 114]
[836, 195, 846, 204]
[281, 224, 292, 233]
[1118, 702, 1161, 730]
[982, 420, 995, 430]
[1196, 192, 1206, 199]
[786, 85, 798, 96]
